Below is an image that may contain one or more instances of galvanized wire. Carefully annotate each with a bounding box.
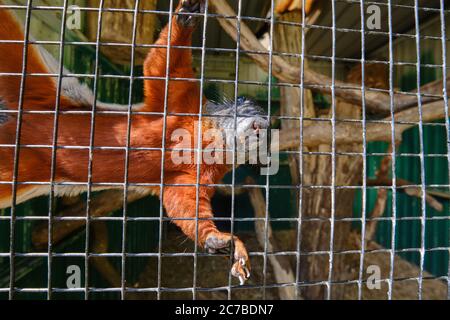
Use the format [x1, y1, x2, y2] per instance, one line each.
[326, 0, 338, 300]
[120, 0, 141, 300]
[8, 0, 33, 301]
[228, 0, 243, 300]
[84, 0, 106, 300]
[261, 0, 276, 300]
[0, 0, 449, 300]
[193, 0, 210, 300]
[386, 0, 398, 300]
[438, 0, 450, 300]
[357, 0, 368, 301]
[413, 0, 429, 300]
[157, 0, 175, 300]
[295, 0, 307, 301]
[46, 0, 70, 300]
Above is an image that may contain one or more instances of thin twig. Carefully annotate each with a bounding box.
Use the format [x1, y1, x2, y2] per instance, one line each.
[365, 145, 392, 241]
[368, 177, 444, 212]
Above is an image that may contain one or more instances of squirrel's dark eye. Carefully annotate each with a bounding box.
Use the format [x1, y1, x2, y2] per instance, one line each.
[236, 96, 246, 105]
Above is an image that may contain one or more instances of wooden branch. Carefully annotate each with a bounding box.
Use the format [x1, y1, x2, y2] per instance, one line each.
[368, 177, 444, 212]
[32, 189, 149, 249]
[304, 3, 322, 35]
[366, 145, 392, 241]
[365, 189, 388, 241]
[365, 144, 392, 240]
[404, 188, 444, 212]
[277, 100, 447, 150]
[245, 177, 298, 300]
[209, 0, 447, 114]
[424, 189, 450, 201]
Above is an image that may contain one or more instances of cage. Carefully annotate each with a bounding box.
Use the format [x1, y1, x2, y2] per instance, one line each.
[0, 0, 449, 300]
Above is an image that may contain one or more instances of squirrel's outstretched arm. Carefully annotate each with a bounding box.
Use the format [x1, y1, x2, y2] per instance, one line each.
[143, 0, 204, 114]
[163, 172, 251, 284]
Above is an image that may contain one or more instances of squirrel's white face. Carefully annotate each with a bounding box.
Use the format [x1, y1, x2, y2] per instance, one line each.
[205, 97, 270, 155]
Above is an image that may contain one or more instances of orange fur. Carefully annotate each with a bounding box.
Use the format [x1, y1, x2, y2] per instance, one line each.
[1, 3, 227, 245]
[0, 1, 250, 280]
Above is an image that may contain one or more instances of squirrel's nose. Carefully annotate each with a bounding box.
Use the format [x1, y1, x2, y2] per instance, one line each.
[253, 120, 268, 133]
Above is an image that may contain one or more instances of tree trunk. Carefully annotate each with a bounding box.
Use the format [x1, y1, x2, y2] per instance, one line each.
[273, 9, 361, 300]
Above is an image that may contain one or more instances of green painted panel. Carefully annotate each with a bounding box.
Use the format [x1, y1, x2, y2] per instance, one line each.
[353, 51, 450, 277]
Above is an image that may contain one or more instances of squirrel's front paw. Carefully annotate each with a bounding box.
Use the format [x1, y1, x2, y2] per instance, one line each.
[177, 0, 205, 27]
[205, 232, 251, 286]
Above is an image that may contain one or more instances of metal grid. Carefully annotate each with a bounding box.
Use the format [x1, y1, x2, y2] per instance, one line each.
[0, 0, 448, 300]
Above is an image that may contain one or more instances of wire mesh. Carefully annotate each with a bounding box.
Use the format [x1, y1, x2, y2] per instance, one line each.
[0, 0, 448, 300]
